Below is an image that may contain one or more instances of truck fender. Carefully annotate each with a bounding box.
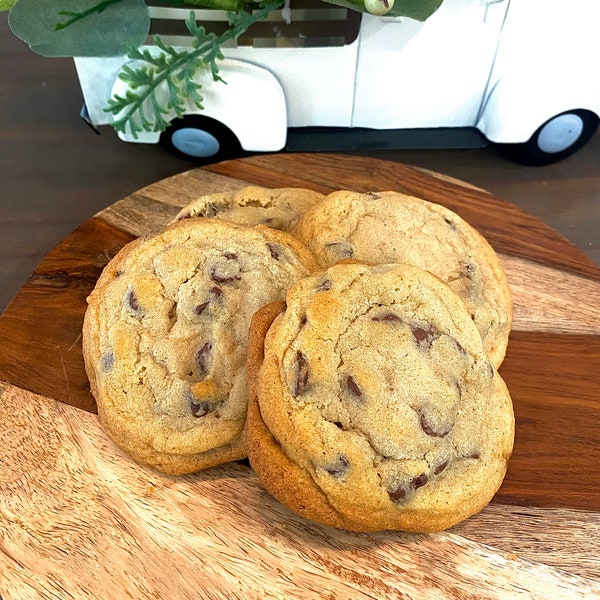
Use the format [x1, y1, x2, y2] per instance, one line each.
[477, 73, 600, 144]
[112, 57, 287, 151]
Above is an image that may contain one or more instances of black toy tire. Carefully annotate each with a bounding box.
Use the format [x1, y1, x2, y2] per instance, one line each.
[495, 109, 599, 166]
[159, 115, 243, 163]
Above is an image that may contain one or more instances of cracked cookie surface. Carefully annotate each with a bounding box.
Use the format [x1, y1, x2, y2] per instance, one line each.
[173, 185, 324, 232]
[83, 218, 317, 475]
[292, 190, 512, 367]
[247, 262, 514, 532]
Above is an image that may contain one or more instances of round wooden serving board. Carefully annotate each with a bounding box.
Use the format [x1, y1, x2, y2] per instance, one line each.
[1, 154, 599, 599]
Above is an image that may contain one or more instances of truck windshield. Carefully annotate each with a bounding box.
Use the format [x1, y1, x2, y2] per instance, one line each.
[147, 0, 362, 48]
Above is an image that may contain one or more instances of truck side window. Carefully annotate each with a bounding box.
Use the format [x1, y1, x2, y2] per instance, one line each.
[147, 0, 361, 48]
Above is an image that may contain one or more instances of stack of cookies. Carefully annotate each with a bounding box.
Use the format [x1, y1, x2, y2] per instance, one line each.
[83, 185, 514, 533]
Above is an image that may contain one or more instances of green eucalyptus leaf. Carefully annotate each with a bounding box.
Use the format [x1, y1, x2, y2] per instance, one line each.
[8, 0, 150, 57]
[387, 0, 444, 19]
[0, 0, 18, 11]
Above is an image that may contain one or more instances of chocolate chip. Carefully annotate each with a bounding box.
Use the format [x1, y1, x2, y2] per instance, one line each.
[418, 409, 451, 438]
[205, 203, 219, 217]
[333, 421, 344, 429]
[434, 460, 449, 475]
[372, 313, 402, 323]
[190, 400, 213, 417]
[125, 288, 143, 316]
[101, 351, 114, 372]
[195, 342, 212, 376]
[448, 335, 467, 356]
[292, 351, 310, 396]
[388, 484, 408, 503]
[411, 323, 435, 347]
[444, 217, 458, 231]
[453, 380, 462, 399]
[325, 241, 354, 259]
[345, 375, 362, 398]
[468, 451, 481, 460]
[210, 255, 241, 284]
[317, 278, 331, 292]
[195, 286, 222, 316]
[195, 301, 210, 316]
[299, 315, 308, 328]
[168, 303, 178, 327]
[411, 474, 428, 489]
[389, 474, 428, 503]
[325, 455, 350, 477]
[267, 243, 284, 261]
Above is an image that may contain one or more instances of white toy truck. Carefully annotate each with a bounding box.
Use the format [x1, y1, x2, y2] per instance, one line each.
[75, 0, 600, 164]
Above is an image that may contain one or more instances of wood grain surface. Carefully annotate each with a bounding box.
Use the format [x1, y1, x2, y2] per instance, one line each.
[1, 383, 599, 599]
[1, 154, 599, 598]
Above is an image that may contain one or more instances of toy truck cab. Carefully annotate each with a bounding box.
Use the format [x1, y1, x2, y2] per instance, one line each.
[74, 0, 600, 164]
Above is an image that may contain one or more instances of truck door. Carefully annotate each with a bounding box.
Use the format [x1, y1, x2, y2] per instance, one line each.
[223, 0, 362, 128]
[351, 0, 509, 129]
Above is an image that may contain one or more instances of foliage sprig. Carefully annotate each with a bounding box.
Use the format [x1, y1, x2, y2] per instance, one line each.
[104, 0, 283, 138]
[55, 0, 125, 30]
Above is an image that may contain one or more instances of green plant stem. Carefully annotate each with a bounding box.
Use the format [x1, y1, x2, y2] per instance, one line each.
[181, 0, 248, 10]
[55, 0, 127, 30]
[112, 47, 207, 132]
[110, 0, 283, 135]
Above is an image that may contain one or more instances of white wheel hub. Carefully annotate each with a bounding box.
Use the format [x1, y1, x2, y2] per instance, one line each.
[537, 114, 584, 154]
[171, 128, 220, 158]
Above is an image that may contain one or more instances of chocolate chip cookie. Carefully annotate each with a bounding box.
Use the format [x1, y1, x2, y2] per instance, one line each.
[292, 190, 512, 367]
[83, 218, 318, 475]
[247, 262, 514, 532]
[173, 185, 324, 232]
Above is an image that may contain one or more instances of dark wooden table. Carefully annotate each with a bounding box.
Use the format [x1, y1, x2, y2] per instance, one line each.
[1, 13, 598, 317]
